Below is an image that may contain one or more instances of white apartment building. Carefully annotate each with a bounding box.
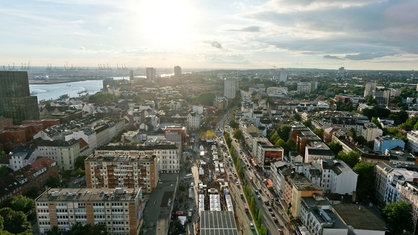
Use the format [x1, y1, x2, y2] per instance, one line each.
[318, 159, 358, 195]
[361, 122, 381, 142]
[407, 130, 418, 153]
[35, 188, 143, 235]
[187, 112, 201, 131]
[9, 148, 36, 171]
[34, 139, 80, 171]
[65, 128, 97, 155]
[300, 196, 348, 235]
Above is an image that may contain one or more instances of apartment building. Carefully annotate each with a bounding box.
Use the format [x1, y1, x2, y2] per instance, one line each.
[85, 150, 158, 193]
[35, 188, 143, 235]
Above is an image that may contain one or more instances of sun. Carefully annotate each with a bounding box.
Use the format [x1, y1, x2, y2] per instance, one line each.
[137, 0, 197, 49]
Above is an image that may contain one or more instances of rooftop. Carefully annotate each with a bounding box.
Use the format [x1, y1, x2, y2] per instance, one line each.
[200, 211, 238, 235]
[333, 204, 386, 231]
[36, 188, 140, 202]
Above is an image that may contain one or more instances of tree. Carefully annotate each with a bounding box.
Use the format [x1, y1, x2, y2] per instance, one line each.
[353, 162, 375, 202]
[336, 151, 360, 168]
[303, 119, 312, 129]
[313, 128, 324, 140]
[229, 120, 239, 129]
[46, 176, 61, 188]
[1, 196, 35, 215]
[0, 208, 31, 234]
[277, 125, 291, 142]
[74, 155, 87, 170]
[0, 166, 12, 178]
[382, 201, 414, 234]
[328, 142, 342, 155]
[233, 129, 243, 141]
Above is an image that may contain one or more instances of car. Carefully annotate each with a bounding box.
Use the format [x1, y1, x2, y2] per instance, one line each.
[268, 207, 273, 212]
[264, 201, 269, 205]
[257, 195, 261, 199]
[249, 223, 255, 230]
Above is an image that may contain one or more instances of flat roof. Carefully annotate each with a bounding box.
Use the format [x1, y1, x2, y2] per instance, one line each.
[36, 188, 140, 202]
[333, 204, 386, 231]
[200, 211, 238, 235]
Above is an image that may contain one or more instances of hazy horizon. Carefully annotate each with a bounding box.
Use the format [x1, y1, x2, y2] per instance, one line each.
[1, 0, 418, 70]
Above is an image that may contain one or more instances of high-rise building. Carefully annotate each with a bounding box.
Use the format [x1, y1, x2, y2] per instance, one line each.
[279, 68, 287, 82]
[0, 71, 39, 124]
[146, 67, 156, 82]
[174, 66, 182, 77]
[224, 77, 237, 99]
[364, 81, 376, 97]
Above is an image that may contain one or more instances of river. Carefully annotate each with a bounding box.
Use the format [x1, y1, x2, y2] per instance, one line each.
[29, 80, 103, 101]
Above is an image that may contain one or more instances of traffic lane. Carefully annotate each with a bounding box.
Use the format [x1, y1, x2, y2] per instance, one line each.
[228, 167, 257, 235]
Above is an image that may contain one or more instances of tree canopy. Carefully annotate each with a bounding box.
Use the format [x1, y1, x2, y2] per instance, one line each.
[382, 201, 414, 234]
[336, 151, 360, 168]
[353, 162, 375, 202]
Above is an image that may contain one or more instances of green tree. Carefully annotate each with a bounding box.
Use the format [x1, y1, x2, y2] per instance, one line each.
[277, 125, 291, 142]
[88, 92, 116, 104]
[1, 196, 35, 215]
[0, 166, 12, 178]
[353, 162, 375, 202]
[303, 118, 313, 129]
[382, 201, 414, 234]
[233, 129, 243, 141]
[74, 155, 87, 170]
[0, 208, 31, 234]
[336, 151, 360, 168]
[328, 142, 342, 155]
[313, 128, 324, 140]
[229, 120, 239, 129]
[46, 176, 61, 188]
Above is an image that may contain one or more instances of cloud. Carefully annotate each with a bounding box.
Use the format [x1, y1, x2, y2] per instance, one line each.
[227, 26, 261, 32]
[324, 55, 343, 60]
[344, 52, 395, 60]
[205, 41, 223, 49]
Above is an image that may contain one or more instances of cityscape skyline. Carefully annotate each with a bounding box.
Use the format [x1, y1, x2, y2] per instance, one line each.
[1, 0, 418, 70]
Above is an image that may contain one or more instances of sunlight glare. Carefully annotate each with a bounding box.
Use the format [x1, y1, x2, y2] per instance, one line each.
[138, 0, 196, 48]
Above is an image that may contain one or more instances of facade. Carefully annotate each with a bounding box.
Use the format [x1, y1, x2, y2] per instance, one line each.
[35, 188, 143, 235]
[279, 68, 287, 82]
[373, 135, 405, 153]
[297, 82, 312, 94]
[224, 77, 237, 99]
[174, 66, 182, 77]
[65, 129, 97, 155]
[361, 122, 380, 142]
[398, 181, 418, 234]
[300, 196, 348, 235]
[85, 150, 158, 193]
[407, 130, 418, 153]
[304, 141, 335, 163]
[266, 87, 288, 97]
[164, 126, 186, 147]
[0, 71, 39, 124]
[1, 157, 59, 202]
[364, 81, 376, 97]
[9, 147, 36, 171]
[317, 159, 358, 195]
[256, 144, 284, 167]
[187, 112, 201, 131]
[34, 139, 80, 171]
[288, 175, 323, 219]
[146, 67, 156, 82]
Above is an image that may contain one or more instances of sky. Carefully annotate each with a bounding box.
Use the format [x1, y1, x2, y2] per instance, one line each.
[1, 0, 418, 70]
